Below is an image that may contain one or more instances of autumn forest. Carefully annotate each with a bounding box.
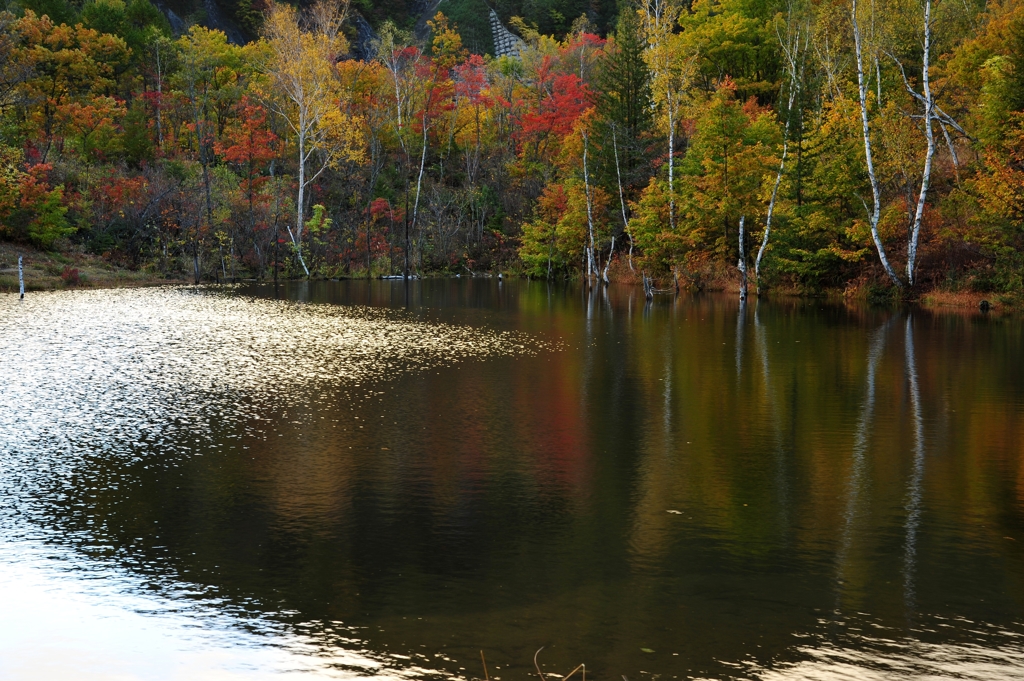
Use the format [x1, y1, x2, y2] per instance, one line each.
[2, 0, 1024, 299]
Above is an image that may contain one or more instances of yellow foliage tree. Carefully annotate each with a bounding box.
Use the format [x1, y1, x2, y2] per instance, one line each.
[260, 0, 364, 276]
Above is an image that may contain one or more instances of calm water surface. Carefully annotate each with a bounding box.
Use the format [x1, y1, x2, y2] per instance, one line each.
[1, 281, 1022, 680]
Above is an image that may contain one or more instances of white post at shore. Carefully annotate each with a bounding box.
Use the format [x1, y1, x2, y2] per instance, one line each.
[19, 255, 25, 299]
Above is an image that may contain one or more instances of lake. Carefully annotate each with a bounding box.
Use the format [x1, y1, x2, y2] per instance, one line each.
[1, 280, 1022, 680]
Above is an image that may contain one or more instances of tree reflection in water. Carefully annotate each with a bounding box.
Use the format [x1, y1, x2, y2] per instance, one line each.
[0, 282, 1021, 680]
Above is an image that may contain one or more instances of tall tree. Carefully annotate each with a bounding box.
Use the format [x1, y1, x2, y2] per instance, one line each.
[596, 6, 654, 200]
[261, 0, 362, 277]
[640, 0, 693, 232]
[754, 5, 807, 292]
[851, 0, 902, 286]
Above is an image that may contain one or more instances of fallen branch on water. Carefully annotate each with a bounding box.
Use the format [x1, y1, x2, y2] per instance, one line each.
[533, 647, 585, 681]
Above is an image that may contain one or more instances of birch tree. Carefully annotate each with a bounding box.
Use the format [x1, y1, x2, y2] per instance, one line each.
[905, 0, 935, 288]
[889, 0, 964, 286]
[640, 0, 692, 232]
[755, 9, 808, 293]
[581, 123, 598, 281]
[851, 0, 902, 286]
[261, 0, 363, 277]
[407, 14, 465, 275]
[375, 22, 418, 276]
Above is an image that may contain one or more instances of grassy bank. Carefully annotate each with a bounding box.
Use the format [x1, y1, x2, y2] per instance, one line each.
[0, 243, 187, 293]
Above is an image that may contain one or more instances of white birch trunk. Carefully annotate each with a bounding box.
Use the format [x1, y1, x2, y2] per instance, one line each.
[293, 107, 310, 278]
[393, 75, 403, 130]
[612, 127, 635, 273]
[409, 115, 428, 277]
[18, 254, 24, 299]
[907, 0, 935, 287]
[756, 25, 803, 293]
[667, 91, 675, 231]
[755, 136, 787, 293]
[875, 58, 882, 108]
[582, 128, 598, 280]
[852, 0, 902, 287]
[286, 224, 308, 276]
[612, 127, 629, 233]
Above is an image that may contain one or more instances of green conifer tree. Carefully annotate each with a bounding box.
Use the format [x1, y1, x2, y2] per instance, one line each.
[595, 5, 654, 208]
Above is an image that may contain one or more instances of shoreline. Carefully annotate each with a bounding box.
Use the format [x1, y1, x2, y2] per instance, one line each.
[1, 242, 1014, 313]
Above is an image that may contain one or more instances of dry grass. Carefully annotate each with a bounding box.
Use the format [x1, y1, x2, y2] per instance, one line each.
[919, 288, 1020, 312]
[0, 242, 186, 292]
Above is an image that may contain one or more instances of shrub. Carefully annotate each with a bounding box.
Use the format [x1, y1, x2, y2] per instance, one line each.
[61, 266, 81, 286]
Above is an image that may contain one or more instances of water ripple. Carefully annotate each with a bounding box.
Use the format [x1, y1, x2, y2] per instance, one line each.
[0, 286, 545, 679]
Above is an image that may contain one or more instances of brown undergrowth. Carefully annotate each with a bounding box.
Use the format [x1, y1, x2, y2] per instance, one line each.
[0, 242, 187, 293]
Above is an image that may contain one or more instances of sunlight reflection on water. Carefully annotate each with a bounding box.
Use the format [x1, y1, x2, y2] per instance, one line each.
[0, 286, 540, 680]
[0, 545, 450, 680]
[0, 286, 542, 473]
[747, 619, 1024, 680]
[1, 284, 1022, 680]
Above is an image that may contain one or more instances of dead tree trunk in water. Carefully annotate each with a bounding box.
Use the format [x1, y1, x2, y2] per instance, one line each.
[602, 236, 616, 284]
